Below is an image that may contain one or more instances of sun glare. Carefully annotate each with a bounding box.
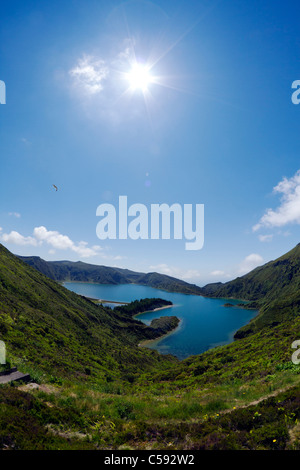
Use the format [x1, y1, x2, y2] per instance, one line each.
[127, 63, 152, 92]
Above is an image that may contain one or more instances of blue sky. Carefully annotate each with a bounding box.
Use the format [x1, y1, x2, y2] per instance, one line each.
[1, 0, 300, 285]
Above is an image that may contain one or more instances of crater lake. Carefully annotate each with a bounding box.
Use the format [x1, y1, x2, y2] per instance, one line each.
[64, 282, 257, 360]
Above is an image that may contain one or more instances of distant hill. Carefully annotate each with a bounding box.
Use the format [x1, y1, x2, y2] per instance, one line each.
[17, 244, 300, 339]
[200, 243, 300, 337]
[17, 256, 203, 295]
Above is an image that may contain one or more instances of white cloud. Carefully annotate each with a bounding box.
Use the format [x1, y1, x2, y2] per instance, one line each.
[238, 253, 263, 275]
[33, 226, 74, 250]
[210, 270, 226, 277]
[149, 263, 202, 282]
[8, 212, 21, 218]
[69, 55, 109, 95]
[0, 226, 103, 259]
[182, 269, 203, 281]
[253, 169, 300, 231]
[33, 226, 102, 258]
[1, 230, 37, 246]
[149, 263, 173, 276]
[208, 253, 265, 282]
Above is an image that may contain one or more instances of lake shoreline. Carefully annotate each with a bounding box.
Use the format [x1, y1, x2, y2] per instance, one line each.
[62, 280, 202, 297]
[134, 304, 174, 318]
[138, 319, 181, 349]
[92, 300, 179, 350]
[63, 282, 258, 359]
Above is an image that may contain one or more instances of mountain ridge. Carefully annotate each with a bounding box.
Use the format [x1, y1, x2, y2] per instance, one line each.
[17, 255, 203, 295]
[18, 243, 300, 339]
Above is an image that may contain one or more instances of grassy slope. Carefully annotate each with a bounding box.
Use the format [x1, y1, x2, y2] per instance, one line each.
[2, 310, 300, 450]
[1, 244, 300, 449]
[0, 244, 176, 382]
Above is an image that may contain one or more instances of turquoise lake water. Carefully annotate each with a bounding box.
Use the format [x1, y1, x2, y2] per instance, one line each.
[64, 282, 257, 360]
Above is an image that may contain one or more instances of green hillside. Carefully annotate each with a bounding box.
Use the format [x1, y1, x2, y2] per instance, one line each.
[200, 243, 300, 337]
[0, 244, 177, 381]
[2, 243, 300, 450]
[18, 256, 203, 295]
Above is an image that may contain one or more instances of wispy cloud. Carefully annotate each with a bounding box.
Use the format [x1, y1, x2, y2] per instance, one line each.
[209, 253, 264, 281]
[8, 212, 21, 218]
[150, 255, 264, 284]
[69, 38, 138, 99]
[20, 137, 31, 146]
[69, 55, 109, 95]
[253, 169, 300, 232]
[210, 270, 226, 277]
[238, 253, 263, 275]
[149, 263, 202, 282]
[149, 263, 174, 276]
[258, 234, 273, 242]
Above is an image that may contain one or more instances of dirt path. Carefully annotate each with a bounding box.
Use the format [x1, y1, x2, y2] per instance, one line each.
[222, 382, 298, 415]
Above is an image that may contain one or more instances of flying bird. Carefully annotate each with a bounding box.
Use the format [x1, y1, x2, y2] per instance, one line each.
[52, 184, 58, 191]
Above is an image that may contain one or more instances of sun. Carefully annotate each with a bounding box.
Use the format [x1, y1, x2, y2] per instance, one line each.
[126, 63, 152, 92]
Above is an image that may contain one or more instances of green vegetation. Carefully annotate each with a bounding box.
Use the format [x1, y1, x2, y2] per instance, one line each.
[0, 244, 177, 382]
[113, 297, 172, 316]
[1, 364, 300, 450]
[1, 243, 300, 450]
[148, 316, 179, 333]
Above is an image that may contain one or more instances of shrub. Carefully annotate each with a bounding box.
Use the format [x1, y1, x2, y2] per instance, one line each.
[115, 401, 135, 420]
